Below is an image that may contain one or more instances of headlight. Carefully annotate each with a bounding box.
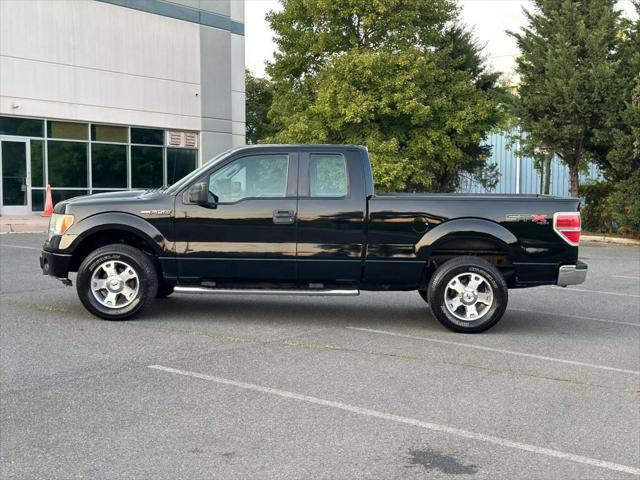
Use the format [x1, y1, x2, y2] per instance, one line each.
[48, 214, 74, 238]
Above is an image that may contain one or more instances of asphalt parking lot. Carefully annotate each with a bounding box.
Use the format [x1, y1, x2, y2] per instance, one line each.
[0, 233, 638, 479]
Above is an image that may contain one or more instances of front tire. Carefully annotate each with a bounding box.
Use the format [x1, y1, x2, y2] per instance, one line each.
[427, 257, 508, 333]
[76, 244, 158, 320]
[156, 283, 174, 299]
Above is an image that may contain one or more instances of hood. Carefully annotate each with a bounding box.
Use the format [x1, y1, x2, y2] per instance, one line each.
[53, 189, 172, 215]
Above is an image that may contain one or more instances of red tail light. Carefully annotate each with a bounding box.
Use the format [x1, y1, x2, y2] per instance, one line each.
[553, 212, 581, 246]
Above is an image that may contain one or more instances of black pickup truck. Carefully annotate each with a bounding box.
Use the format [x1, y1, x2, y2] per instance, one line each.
[40, 145, 587, 333]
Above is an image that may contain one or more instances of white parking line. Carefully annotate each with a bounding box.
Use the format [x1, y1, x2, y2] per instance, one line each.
[148, 365, 640, 476]
[613, 275, 640, 280]
[565, 287, 640, 299]
[346, 327, 640, 376]
[508, 308, 639, 327]
[0, 244, 40, 251]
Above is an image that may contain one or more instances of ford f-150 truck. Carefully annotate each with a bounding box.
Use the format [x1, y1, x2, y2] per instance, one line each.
[40, 145, 587, 333]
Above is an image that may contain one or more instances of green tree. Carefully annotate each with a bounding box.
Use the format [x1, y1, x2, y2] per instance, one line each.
[245, 69, 275, 144]
[265, 0, 504, 192]
[595, 7, 640, 235]
[509, 0, 622, 197]
[574, 5, 640, 236]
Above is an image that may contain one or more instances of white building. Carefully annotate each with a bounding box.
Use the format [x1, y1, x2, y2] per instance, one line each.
[0, 0, 245, 214]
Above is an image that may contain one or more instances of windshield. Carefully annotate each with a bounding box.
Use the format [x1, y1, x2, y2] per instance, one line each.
[165, 149, 233, 194]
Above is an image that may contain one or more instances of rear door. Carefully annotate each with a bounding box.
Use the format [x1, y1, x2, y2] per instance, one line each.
[175, 150, 299, 283]
[296, 149, 367, 286]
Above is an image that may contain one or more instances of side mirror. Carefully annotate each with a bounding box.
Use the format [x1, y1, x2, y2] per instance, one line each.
[188, 182, 210, 205]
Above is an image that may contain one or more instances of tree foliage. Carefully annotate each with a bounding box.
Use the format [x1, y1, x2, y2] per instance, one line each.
[263, 0, 504, 192]
[245, 69, 276, 144]
[595, 7, 640, 180]
[575, 4, 640, 236]
[601, 9, 640, 235]
[509, 0, 623, 197]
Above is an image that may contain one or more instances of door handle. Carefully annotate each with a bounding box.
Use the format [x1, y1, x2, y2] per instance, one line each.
[273, 209, 295, 224]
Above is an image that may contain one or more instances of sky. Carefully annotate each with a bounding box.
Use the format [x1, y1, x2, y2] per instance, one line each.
[245, 0, 638, 79]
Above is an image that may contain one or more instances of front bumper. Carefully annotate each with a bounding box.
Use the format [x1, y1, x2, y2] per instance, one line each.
[556, 261, 588, 286]
[40, 249, 72, 280]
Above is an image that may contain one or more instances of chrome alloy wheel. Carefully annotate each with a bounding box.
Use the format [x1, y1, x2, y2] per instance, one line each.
[90, 260, 139, 309]
[444, 272, 493, 322]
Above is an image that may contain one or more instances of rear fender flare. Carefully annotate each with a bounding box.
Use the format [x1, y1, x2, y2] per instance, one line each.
[415, 218, 518, 261]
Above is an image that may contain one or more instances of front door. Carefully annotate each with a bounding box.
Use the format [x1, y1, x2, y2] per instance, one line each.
[175, 151, 299, 284]
[0, 138, 31, 215]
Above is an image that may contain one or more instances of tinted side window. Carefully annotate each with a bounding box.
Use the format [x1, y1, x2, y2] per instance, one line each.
[209, 154, 289, 203]
[310, 154, 348, 197]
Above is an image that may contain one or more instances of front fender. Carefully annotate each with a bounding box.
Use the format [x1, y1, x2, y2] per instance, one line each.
[415, 218, 518, 260]
[57, 212, 169, 254]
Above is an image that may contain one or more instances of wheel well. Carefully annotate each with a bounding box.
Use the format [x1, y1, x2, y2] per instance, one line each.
[69, 229, 157, 272]
[425, 236, 515, 286]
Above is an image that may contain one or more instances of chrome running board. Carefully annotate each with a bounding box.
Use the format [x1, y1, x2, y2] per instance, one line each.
[174, 286, 360, 296]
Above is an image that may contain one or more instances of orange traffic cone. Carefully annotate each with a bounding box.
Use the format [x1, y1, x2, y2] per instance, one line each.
[42, 184, 53, 217]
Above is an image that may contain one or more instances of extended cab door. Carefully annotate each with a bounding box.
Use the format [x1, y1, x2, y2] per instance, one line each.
[175, 150, 298, 283]
[296, 148, 368, 286]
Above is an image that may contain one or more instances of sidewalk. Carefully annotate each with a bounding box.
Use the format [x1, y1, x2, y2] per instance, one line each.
[0, 215, 49, 234]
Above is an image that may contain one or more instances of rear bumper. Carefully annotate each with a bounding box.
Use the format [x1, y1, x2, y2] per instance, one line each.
[556, 261, 588, 286]
[40, 250, 72, 279]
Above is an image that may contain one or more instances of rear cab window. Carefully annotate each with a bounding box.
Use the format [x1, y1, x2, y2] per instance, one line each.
[309, 154, 348, 198]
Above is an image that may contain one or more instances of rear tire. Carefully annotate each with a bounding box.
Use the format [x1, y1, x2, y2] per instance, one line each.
[427, 257, 508, 333]
[76, 244, 158, 320]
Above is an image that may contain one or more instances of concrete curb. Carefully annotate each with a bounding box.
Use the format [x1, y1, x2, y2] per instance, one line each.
[582, 234, 640, 246]
[1, 229, 48, 234]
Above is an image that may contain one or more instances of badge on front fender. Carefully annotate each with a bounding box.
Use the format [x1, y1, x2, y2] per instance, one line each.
[140, 209, 172, 215]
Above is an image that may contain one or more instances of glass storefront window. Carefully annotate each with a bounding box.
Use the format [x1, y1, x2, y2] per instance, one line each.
[47, 121, 88, 140]
[131, 127, 163, 145]
[51, 189, 88, 204]
[47, 141, 88, 188]
[31, 189, 44, 211]
[91, 124, 128, 143]
[1, 141, 28, 206]
[30, 140, 45, 187]
[91, 144, 127, 188]
[0, 116, 44, 137]
[167, 148, 197, 184]
[0, 116, 202, 213]
[131, 146, 163, 188]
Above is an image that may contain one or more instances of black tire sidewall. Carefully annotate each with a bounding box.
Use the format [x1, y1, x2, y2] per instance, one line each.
[428, 259, 507, 333]
[418, 289, 429, 304]
[77, 246, 156, 320]
[156, 283, 174, 299]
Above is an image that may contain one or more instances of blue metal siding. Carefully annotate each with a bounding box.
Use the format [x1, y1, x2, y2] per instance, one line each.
[458, 131, 601, 196]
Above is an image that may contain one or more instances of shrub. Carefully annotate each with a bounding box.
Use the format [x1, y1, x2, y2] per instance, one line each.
[580, 176, 640, 237]
[579, 181, 615, 233]
[607, 171, 640, 237]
